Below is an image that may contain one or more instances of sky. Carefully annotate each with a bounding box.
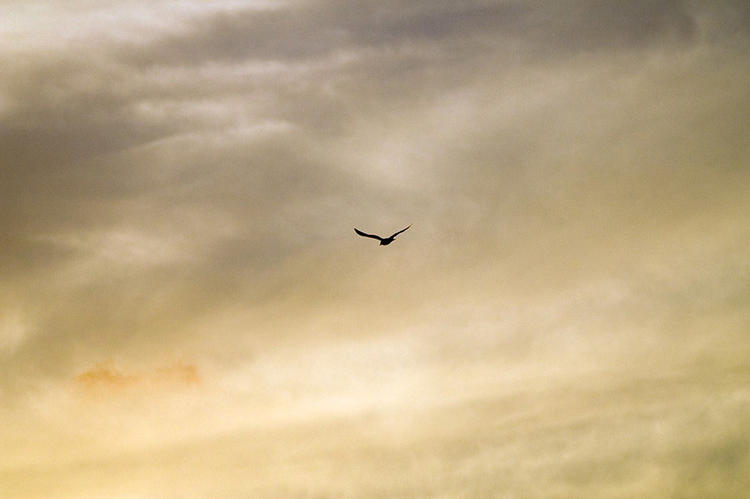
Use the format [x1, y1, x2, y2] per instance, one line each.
[1, 0, 749, 497]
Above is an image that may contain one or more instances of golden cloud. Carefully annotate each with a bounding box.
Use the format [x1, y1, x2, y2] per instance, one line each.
[72, 361, 201, 395]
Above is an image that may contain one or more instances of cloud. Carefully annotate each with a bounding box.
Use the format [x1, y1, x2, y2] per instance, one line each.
[1, 0, 747, 379]
[72, 361, 201, 395]
[118, 0, 699, 69]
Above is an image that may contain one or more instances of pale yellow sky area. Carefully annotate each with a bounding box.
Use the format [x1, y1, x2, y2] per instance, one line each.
[1, 1, 749, 497]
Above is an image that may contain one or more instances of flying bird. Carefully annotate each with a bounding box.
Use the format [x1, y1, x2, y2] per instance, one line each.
[354, 225, 411, 246]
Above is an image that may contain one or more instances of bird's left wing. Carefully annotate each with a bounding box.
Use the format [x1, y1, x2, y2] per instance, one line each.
[354, 228, 383, 240]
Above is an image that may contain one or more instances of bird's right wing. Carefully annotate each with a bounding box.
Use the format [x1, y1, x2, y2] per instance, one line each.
[389, 224, 411, 238]
[354, 228, 383, 240]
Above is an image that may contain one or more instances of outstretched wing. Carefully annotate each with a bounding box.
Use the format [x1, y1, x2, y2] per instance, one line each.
[389, 224, 411, 239]
[354, 228, 383, 241]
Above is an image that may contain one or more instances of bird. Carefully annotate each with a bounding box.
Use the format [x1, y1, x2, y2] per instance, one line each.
[354, 225, 411, 246]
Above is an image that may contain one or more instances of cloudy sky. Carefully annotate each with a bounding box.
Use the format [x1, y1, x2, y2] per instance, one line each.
[1, 0, 749, 497]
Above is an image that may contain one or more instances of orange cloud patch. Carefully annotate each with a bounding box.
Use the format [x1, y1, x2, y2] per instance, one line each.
[73, 361, 201, 395]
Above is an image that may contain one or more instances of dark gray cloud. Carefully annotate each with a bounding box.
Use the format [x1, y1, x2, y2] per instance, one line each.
[120, 0, 698, 68]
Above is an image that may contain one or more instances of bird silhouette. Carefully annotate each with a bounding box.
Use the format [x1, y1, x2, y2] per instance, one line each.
[354, 225, 411, 246]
